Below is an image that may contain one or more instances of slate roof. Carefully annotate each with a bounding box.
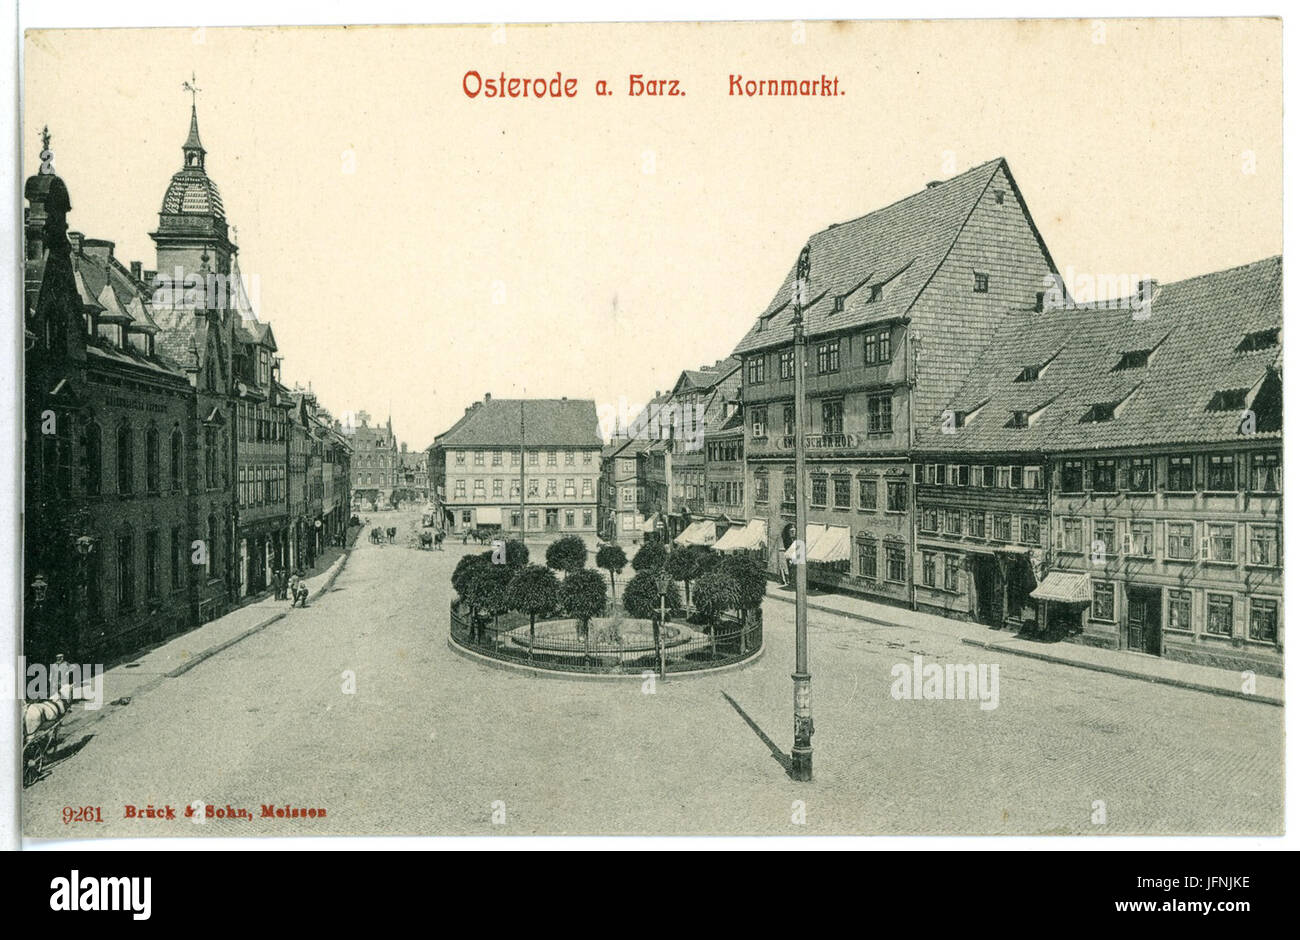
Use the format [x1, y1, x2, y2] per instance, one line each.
[733, 158, 1029, 355]
[437, 398, 603, 448]
[915, 256, 1283, 454]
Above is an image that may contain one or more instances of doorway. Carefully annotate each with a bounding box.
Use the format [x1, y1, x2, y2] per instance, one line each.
[1126, 586, 1162, 655]
[970, 554, 1000, 625]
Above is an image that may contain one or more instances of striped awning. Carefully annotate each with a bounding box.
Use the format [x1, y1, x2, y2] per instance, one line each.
[674, 520, 717, 546]
[640, 512, 661, 533]
[806, 525, 851, 563]
[714, 519, 767, 552]
[1030, 571, 1091, 603]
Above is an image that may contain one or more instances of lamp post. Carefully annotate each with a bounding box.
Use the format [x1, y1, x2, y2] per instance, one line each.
[654, 568, 671, 678]
[790, 244, 814, 782]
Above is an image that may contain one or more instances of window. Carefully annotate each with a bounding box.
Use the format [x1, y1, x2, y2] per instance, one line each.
[527, 510, 539, 529]
[919, 507, 939, 533]
[1166, 522, 1195, 560]
[545, 479, 557, 497]
[967, 512, 986, 539]
[885, 544, 906, 583]
[1014, 365, 1040, 383]
[1207, 389, 1247, 411]
[1092, 582, 1115, 622]
[857, 537, 877, 580]
[1129, 521, 1154, 557]
[816, 339, 840, 374]
[995, 466, 1011, 489]
[1115, 349, 1150, 370]
[1249, 526, 1279, 567]
[238, 467, 246, 506]
[492, 451, 502, 466]
[1251, 452, 1280, 492]
[1167, 456, 1194, 492]
[833, 476, 851, 510]
[747, 356, 766, 385]
[1249, 598, 1278, 643]
[117, 423, 134, 495]
[528, 451, 539, 466]
[822, 399, 844, 436]
[992, 514, 1012, 542]
[145, 426, 160, 493]
[811, 475, 827, 507]
[858, 476, 877, 510]
[1061, 460, 1083, 492]
[528, 479, 539, 497]
[565, 451, 575, 466]
[1062, 518, 1083, 553]
[1207, 523, 1235, 563]
[1129, 457, 1153, 492]
[922, 552, 937, 587]
[170, 428, 184, 491]
[83, 422, 103, 496]
[547, 450, 558, 466]
[583, 510, 593, 528]
[564, 478, 576, 497]
[778, 350, 794, 380]
[782, 403, 796, 437]
[863, 328, 891, 364]
[751, 407, 768, 439]
[944, 555, 961, 592]
[1168, 590, 1192, 633]
[1093, 459, 1116, 492]
[867, 395, 892, 433]
[831, 295, 844, 313]
[171, 526, 183, 590]
[473, 451, 484, 466]
[944, 510, 963, 536]
[1206, 594, 1234, 637]
[755, 471, 769, 504]
[1019, 515, 1040, 547]
[454, 451, 466, 465]
[1023, 466, 1042, 490]
[974, 272, 989, 293]
[1082, 402, 1116, 423]
[583, 478, 593, 497]
[565, 510, 576, 527]
[146, 529, 159, 599]
[454, 479, 466, 498]
[886, 480, 907, 513]
[1092, 520, 1116, 557]
[492, 479, 503, 497]
[116, 530, 135, 610]
[583, 451, 592, 464]
[1206, 454, 1235, 491]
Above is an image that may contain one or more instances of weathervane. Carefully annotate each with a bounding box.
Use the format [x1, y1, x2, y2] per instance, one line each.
[39, 125, 54, 175]
[182, 71, 201, 107]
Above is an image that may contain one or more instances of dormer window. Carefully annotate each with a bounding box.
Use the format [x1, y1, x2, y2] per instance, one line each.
[1237, 328, 1279, 352]
[1008, 410, 1029, 428]
[993, 189, 1006, 205]
[1083, 402, 1117, 423]
[867, 284, 883, 303]
[1207, 388, 1248, 411]
[832, 295, 844, 313]
[974, 273, 989, 294]
[1115, 349, 1151, 370]
[1015, 365, 1040, 383]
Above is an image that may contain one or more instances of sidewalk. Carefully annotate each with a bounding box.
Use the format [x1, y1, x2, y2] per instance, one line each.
[764, 581, 1283, 706]
[57, 548, 353, 739]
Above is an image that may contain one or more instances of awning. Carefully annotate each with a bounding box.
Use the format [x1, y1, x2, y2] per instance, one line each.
[640, 513, 661, 533]
[1030, 571, 1092, 603]
[786, 523, 826, 561]
[674, 520, 717, 546]
[806, 525, 851, 563]
[715, 519, 767, 552]
[475, 506, 501, 525]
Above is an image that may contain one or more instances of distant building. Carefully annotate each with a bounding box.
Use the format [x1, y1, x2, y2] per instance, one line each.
[342, 411, 400, 509]
[432, 394, 603, 538]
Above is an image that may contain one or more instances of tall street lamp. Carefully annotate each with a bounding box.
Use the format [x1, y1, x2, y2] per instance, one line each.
[654, 568, 671, 678]
[790, 243, 814, 781]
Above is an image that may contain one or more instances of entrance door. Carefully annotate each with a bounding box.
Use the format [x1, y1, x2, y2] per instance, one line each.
[971, 555, 999, 625]
[1126, 587, 1162, 655]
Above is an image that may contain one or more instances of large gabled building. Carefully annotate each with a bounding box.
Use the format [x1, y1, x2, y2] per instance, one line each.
[730, 157, 1060, 603]
[916, 257, 1282, 675]
[432, 395, 603, 540]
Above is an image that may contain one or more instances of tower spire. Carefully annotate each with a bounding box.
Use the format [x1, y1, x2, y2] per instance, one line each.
[181, 72, 205, 168]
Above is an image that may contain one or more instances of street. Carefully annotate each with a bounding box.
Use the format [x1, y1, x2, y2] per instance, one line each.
[25, 509, 1283, 837]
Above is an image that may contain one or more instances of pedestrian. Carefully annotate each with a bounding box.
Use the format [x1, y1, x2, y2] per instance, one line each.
[273, 567, 285, 601]
[292, 569, 310, 608]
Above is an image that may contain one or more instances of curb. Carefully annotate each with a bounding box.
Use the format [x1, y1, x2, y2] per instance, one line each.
[766, 588, 1283, 706]
[959, 637, 1283, 707]
[308, 549, 351, 602]
[164, 611, 288, 678]
[446, 634, 766, 682]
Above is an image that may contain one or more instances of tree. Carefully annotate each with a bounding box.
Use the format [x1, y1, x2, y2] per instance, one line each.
[721, 553, 767, 652]
[503, 539, 530, 569]
[464, 561, 513, 642]
[693, 568, 741, 656]
[665, 544, 714, 609]
[545, 535, 588, 577]
[558, 568, 607, 665]
[506, 564, 559, 648]
[622, 570, 680, 621]
[595, 544, 628, 598]
[451, 552, 489, 606]
[631, 540, 667, 572]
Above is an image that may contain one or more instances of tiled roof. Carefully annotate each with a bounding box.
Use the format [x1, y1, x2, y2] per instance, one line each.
[437, 398, 604, 448]
[733, 158, 1007, 356]
[916, 256, 1283, 454]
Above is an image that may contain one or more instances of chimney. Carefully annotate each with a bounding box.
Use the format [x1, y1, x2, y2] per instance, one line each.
[67, 230, 84, 253]
[144, 269, 157, 287]
[484, 392, 491, 402]
[130, 260, 143, 281]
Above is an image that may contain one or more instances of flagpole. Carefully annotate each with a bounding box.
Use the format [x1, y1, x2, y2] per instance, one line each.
[791, 244, 814, 782]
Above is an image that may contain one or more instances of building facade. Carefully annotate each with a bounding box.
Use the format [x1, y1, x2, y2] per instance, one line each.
[731, 158, 1059, 604]
[432, 395, 603, 540]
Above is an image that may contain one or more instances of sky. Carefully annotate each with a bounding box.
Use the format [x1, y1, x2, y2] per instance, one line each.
[23, 19, 1281, 449]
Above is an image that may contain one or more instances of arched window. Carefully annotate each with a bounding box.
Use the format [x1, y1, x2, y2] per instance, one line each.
[42, 411, 73, 499]
[145, 425, 160, 493]
[171, 426, 184, 491]
[82, 422, 102, 497]
[117, 422, 134, 495]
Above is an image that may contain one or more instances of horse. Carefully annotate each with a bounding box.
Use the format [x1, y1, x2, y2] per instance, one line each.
[386, 526, 397, 543]
[419, 531, 433, 550]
